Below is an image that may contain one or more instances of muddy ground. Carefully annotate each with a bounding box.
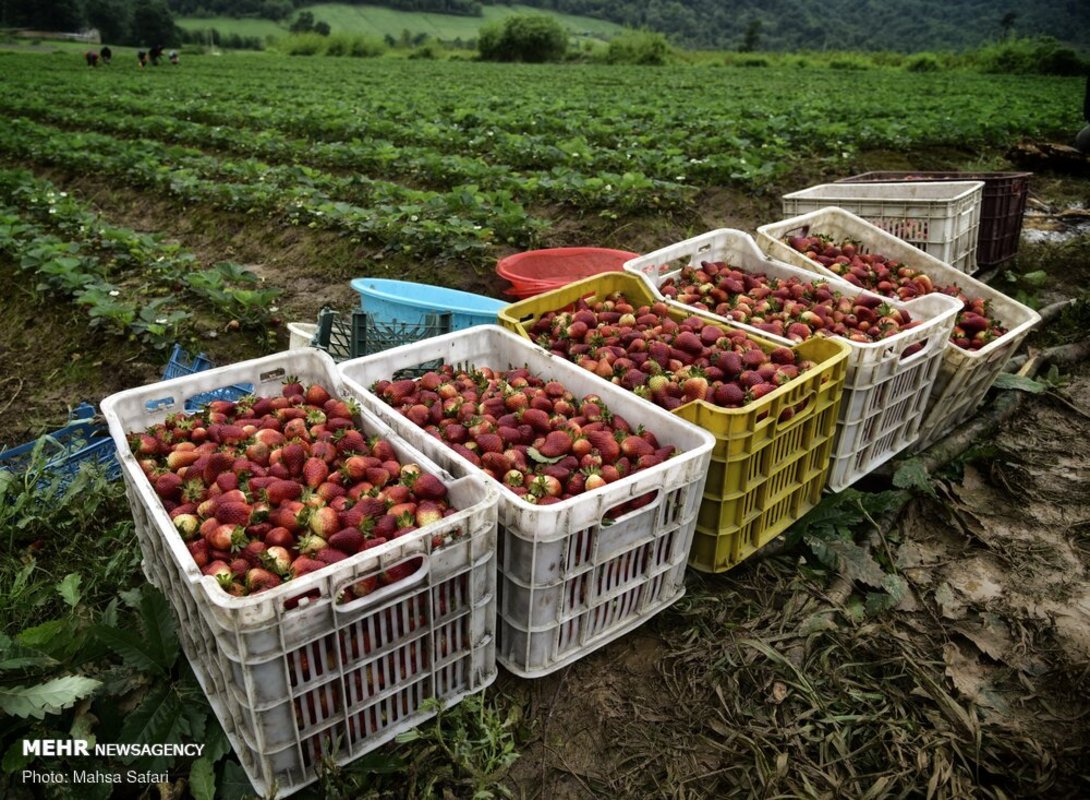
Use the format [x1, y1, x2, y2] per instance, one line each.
[3, 147, 1090, 797]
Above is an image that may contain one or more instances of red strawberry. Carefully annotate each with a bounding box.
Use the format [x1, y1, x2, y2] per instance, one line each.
[215, 501, 252, 527]
[409, 473, 447, 501]
[305, 384, 332, 407]
[246, 568, 282, 594]
[520, 408, 551, 433]
[335, 429, 368, 456]
[203, 452, 235, 485]
[370, 439, 397, 462]
[475, 433, 504, 454]
[187, 538, 210, 568]
[155, 472, 183, 500]
[303, 457, 329, 489]
[585, 429, 620, 463]
[315, 547, 347, 565]
[328, 528, 365, 554]
[280, 443, 307, 477]
[266, 479, 304, 505]
[289, 556, 326, 578]
[241, 539, 268, 567]
[537, 430, 572, 458]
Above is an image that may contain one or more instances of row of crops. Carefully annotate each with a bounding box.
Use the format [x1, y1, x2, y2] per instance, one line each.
[0, 53, 1079, 266]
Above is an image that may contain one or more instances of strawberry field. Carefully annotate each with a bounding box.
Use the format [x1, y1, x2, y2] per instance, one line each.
[2, 48, 1090, 799]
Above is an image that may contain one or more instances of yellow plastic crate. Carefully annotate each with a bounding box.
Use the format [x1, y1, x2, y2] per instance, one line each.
[498, 272, 850, 573]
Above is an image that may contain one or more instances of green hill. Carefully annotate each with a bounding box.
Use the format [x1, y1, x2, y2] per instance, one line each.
[176, 3, 623, 45]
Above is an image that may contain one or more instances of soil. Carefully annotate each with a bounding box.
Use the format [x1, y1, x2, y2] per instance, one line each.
[4, 146, 1090, 797]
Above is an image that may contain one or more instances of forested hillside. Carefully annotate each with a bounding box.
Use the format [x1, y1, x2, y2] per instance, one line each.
[175, 0, 1084, 51]
[513, 0, 1089, 51]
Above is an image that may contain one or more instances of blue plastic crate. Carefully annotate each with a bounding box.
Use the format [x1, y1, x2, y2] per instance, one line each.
[349, 279, 504, 331]
[0, 403, 119, 485]
[162, 344, 252, 411]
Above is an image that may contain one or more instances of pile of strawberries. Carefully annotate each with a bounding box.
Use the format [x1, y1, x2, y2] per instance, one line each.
[523, 292, 818, 412]
[128, 380, 459, 599]
[372, 365, 675, 512]
[785, 234, 1008, 351]
[657, 259, 922, 344]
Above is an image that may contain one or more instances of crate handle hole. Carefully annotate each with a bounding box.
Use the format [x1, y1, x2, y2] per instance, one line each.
[897, 338, 930, 365]
[604, 488, 661, 525]
[258, 367, 287, 385]
[144, 395, 177, 413]
[334, 555, 430, 615]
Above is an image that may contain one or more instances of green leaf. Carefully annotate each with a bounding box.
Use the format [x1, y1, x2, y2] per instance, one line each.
[892, 459, 936, 498]
[15, 619, 68, 650]
[201, 715, 232, 764]
[3, 736, 35, 773]
[992, 373, 1047, 394]
[0, 675, 101, 719]
[92, 587, 178, 675]
[809, 537, 889, 588]
[92, 625, 167, 675]
[190, 756, 216, 800]
[218, 759, 256, 800]
[117, 684, 191, 769]
[526, 446, 562, 465]
[1019, 270, 1048, 288]
[56, 573, 82, 607]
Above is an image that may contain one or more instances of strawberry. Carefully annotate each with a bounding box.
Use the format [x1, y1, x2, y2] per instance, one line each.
[290, 556, 326, 579]
[280, 443, 307, 477]
[246, 568, 282, 594]
[538, 430, 573, 458]
[335, 429, 368, 456]
[304, 384, 332, 407]
[206, 524, 246, 553]
[302, 457, 329, 489]
[315, 548, 347, 565]
[410, 473, 447, 501]
[241, 539, 268, 567]
[173, 513, 200, 540]
[415, 501, 444, 528]
[187, 538, 210, 568]
[166, 449, 201, 471]
[584, 429, 620, 463]
[202, 452, 234, 486]
[214, 501, 252, 527]
[155, 472, 183, 500]
[309, 506, 339, 538]
[520, 408, 551, 433]
[262, 545, 293, 575]
[266, 479, 304, 505]
[328, 528, 365, 554]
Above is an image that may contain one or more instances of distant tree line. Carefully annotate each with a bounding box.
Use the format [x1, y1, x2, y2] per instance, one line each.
[164, 0, 483, 21]
[2, 0, 179, 47]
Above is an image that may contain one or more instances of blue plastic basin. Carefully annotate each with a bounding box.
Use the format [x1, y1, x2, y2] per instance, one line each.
[350, 278, 504, 330]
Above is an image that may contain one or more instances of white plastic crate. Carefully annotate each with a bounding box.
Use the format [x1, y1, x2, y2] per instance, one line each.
[624, 229, 961, 492]
[756, 208, 1041, 449]
[101, 349, 499, 798]
[337, 325, 715, 678]
[781, 181, 984, 273]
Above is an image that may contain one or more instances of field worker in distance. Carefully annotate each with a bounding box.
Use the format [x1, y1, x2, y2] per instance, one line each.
[138, 50, 147, 67]
[84, 50, 99, 67]
[169, 50, 179, 65]
[149, 44, 164, 65]
[100, 45, 112, 65]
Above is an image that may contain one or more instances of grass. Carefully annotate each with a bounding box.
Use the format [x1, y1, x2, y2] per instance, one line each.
[178, 3, 624, 44]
